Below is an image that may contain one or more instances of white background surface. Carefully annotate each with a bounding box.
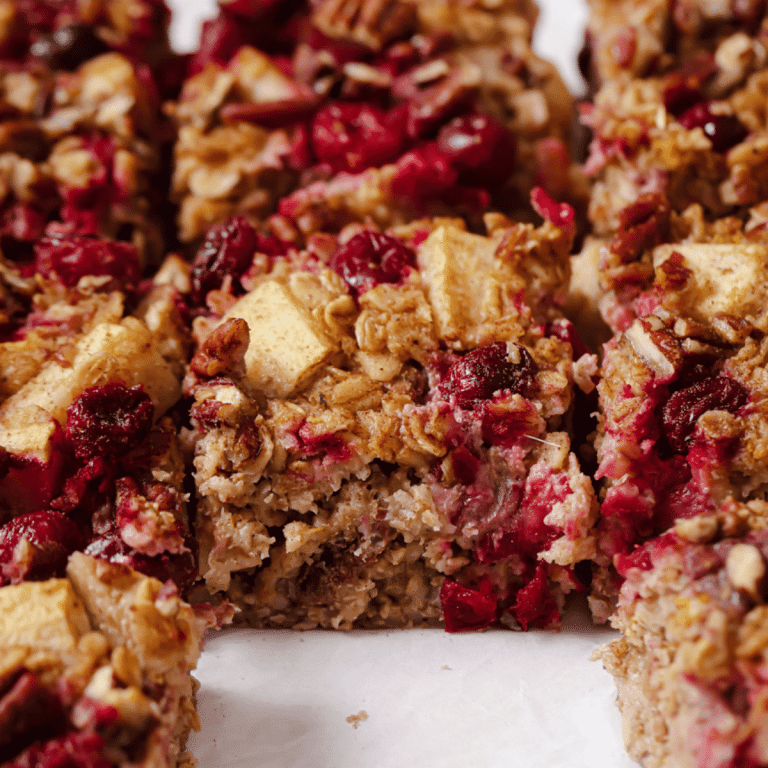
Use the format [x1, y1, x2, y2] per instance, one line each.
[164, 1, 637, 766]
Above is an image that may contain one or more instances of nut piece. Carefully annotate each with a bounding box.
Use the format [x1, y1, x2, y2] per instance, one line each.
[0, 319, 181, 459]
[0, 579, 91, 653]
[726, 543, 766, 599]
[653, 243, 768, 328]
[223, 281, 336, 398]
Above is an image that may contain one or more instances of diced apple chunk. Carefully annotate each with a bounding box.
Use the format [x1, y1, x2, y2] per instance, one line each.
[419, 225, 505, 349]
[223, 280, 336, 398]
[0, 318, 180, 458]
[0, 579, 91, 653]
[653, 243, 768, 326]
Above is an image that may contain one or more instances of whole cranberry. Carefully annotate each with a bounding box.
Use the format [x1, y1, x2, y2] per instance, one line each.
[190, 215, 258, 304]
[661, 375, 749, 453]
[445, 343, 538, 409]
[437, 114, 516, 191]
[188, 14, 247, 75]
[677, 103, 748, 153]
[33, 236, 140, 290]
[0, 511, 84, 584]
[329, 230, 415, 297]
[311, 102, 407, 174]
[440, 577, 497, 632]
[66, 384, 154, 462]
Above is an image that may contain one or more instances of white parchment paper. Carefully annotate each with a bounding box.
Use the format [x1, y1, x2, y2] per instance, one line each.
[164, 1, 637, 765]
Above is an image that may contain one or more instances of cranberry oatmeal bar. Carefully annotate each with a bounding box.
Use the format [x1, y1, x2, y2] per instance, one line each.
[596, 505, 768, 768]
[169, 0, 583, 245]
[183, 190, 600, 632]
[0, 553, 204, 768]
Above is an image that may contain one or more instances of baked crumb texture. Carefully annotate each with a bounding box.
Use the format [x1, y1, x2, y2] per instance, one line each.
[597, 507, 768, 768]
[0, 553, 204, 768]
[184, 197, 600, 631]
[168, 0, 585, 246]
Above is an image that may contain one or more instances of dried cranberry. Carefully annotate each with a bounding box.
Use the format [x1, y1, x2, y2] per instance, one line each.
[329, 230, 415, 298]
[440, 576, 497, 632]
[661, 376, 749, 454]
[678, 103, 748, 153]
[436, 114, 516, 191]
[190, 215, 258, 304]
[311, 102, 407, 174]
[29, 23, 108, 70]
[445, 343, 538, 409]
[66, 384, 154, 462]
[34, 236, 140, 290]
[0, 672, 67, 763]
[511, 562, 560, 630]
[84, 529, 197, 592]
[0, 511, 84, 585]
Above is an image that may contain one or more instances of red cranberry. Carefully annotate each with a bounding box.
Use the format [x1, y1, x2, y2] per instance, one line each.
[663, 83, 702, 117]
[34, 236, 140, 290]
[0, 672, 67, 764]
[329, 230, 415, 298]
[0, 511, 84, 585]
[530, 186, 575, 230]
[29, 23, 108, 70]
[6, 731, 112, 768]
[436, 114, 516, 191]
[66, 384, 154, 462]
[188, 14, 247, 75]
[661, 375, 749, 454]
[190, 215, 258, 304]
[511, 562, 560, 630]
[678, 103, 748, 153]
[440, 576, 497, 632]
[445, 343, 538, 409]
[390, 143, 459, 210]
[84, 530, 197, 592]
[609, 193, 671, 264]
[311, 102, 407, 175]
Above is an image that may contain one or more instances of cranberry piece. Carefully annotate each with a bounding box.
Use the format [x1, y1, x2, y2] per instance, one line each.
[661, 376, 749, 454]
[530, 186, 575, 230]
[663, 84, 702, 117]
[678, 103, 748, 153]
[190, 215, 258, 305]
[311, 102, 407, 175]
[445, 343, 538, 409]
[84, 530, 197, 592]
[34, 236, 140, 290]
[66, 384, 154, 462]
[436, 114, 516, 191]
[440, 576, 497, 632]
[0, 511, 84, 584]
[7, 731, 112, 768]
[188, 14, 247, 75]
[329, 230, 415, 298]
[511, 562, 560, 630]
[0, 672, 67, 763]
[29, 23, 108, 70]
[390, 143, 459, 209]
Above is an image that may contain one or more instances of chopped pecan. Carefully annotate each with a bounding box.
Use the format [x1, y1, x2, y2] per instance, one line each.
[191, 317, 251, 379]
[311, 0, 417, 51]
